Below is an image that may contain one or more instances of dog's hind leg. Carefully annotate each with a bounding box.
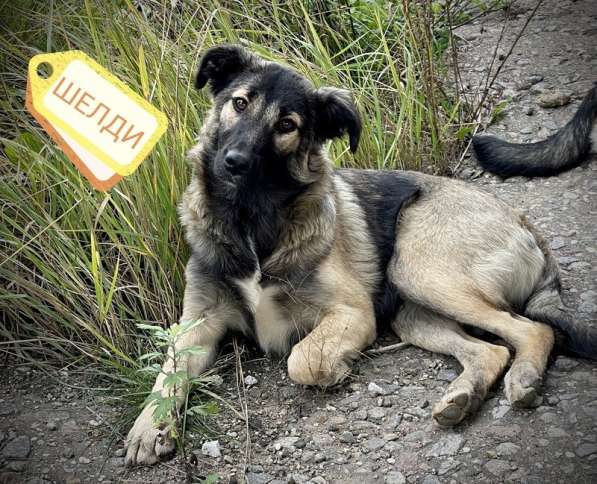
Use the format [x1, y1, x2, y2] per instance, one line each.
[393, 301, 510, 426]
[397, 285, 554, 407]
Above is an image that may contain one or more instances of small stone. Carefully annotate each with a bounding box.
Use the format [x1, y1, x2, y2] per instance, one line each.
[46, 421, 57, 431]
[426, 434, 465, 457]
[244, 375, 258, 386]
[496, 442, 521, 456]
[554, 357, 580, 371]
[313, 453, 326, 463]
[485, 459, 511, 477]
[201, 440, 221, 458]
[0, 404, 16, 417]
[550, 237, 566, 250]
[2, 436, 31, 459]
[547, 427, 568, 438]
[339, 431, 355, 444]
[363, 437, 386, 452]
[437, 369, 458, 382]
[437, 458, 462, 476]
[367, 407, 386, 422]
[114, 448, 125, 457]
[527, 75, 543, 85]
[524, 106, 535, 116]
[383, 433, 399, 441]
[520, 126, 533, 135]
[421, 475, 441, 484]
[539, 412, 558, 424]
[106, 457, 124, 468]
[246, 472, 273, 484]
[63, 447, 75, 458]
[78, 456, 91, 464]
[385, 471, 406, 484]
[537, 91, 571, 108]
[492, 404, 511, 419]
[6, 461, 27, 472]
[61, 420, 78, 434]
[575, 443, 597, 458]
[578, 301, 597, 313]
[368, 382, 386, 396]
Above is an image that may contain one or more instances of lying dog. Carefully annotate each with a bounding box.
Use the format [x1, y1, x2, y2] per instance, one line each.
[125, 45, 597, 465]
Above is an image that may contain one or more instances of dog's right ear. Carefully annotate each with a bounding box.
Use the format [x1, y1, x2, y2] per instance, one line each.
[195, 45, 253, 95]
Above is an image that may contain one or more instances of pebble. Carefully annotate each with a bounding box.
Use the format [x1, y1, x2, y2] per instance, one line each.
[421, 475, 441, 484]
[0, 404, 16, 417]
[368, 382, 386, 396]
[7, 461, 27, 473]
[492, 404, 511, 419]
[201, 440, 221, 458]
[384, 470, 406, 484]
[367, 407, 386, 422]
[313, 452, 326, 463]
[363, 437, 386, 452]
[244, 375, 258, 386]
[426, 434, 465, 457]
[62, 447, 75, 458]
[496, 442, 521, 456]
[527, 74, 544, 85]
[485, 459, 512, 477]
[575, 443, 597, 458]
[78, 456, 91, 464]
[2, 435, 31, 459]
[550, 237, 566, 250]
[339, 431, 355, 444]
[537, 91, 571, 108]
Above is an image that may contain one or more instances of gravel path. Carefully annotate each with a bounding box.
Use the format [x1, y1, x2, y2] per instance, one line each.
[1, 0, 596, 483]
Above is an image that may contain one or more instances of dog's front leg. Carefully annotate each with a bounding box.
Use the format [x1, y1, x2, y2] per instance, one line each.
[287, 302, 376, 387]
[125, 264, 233, 466]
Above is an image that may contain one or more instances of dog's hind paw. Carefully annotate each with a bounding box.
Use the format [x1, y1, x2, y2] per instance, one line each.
[432, 386, 480, 427]
[504, 361, 541, 407]
[124, 408, 175, 466]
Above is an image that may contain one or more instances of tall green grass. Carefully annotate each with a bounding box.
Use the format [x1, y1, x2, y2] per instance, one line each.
[0, 0, 468, 369]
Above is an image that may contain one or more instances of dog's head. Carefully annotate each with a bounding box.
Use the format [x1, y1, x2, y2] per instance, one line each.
[195, 44, 361, 193]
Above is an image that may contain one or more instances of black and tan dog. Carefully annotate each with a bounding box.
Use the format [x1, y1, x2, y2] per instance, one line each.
[125, 45, 597, 465]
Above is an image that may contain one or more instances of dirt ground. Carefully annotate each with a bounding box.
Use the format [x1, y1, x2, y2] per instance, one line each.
[1, 0, 596, 482]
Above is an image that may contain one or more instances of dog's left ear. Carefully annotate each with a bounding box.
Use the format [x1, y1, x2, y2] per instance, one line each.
[314, 87, 362, 153]
[195, 44, 255, 95]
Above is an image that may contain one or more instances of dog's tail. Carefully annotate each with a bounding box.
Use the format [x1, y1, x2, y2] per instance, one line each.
[472, 84, 597, 178]
[523, 226, 597, 360]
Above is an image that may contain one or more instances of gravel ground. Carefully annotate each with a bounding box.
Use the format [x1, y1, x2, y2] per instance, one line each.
[1, 0, 596, 482]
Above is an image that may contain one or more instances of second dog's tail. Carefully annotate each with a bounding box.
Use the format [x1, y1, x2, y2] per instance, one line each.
[472, 84, 597, 178]
[523, 224, 597, 360]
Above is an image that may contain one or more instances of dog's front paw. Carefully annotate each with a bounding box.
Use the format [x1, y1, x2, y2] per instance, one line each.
[287, 342, 350, 387]
[125, 408, 175, 466]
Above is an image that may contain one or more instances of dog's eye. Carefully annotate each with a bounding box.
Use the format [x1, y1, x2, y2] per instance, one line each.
[232, 97, 248, 112]
[277, 118, 296, 134]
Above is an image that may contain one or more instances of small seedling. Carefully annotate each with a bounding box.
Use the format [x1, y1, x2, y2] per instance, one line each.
[137, 318, 217, 476]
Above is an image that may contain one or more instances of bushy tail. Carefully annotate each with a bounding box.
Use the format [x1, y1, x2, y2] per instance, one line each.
[472, 84, 597, 178]
[524, 226, 597, 360]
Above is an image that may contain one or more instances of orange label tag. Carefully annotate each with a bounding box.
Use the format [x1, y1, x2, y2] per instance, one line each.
[26, 51, 168, 191]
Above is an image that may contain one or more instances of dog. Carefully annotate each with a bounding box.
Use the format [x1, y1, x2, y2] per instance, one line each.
[473, 83, 597, 177]
[124, 45, 597, 465]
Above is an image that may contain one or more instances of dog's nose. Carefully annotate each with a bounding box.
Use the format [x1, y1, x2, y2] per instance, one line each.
[224, 150, 250, 175]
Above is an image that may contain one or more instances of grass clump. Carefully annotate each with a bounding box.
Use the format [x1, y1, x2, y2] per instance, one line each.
[0, 1, 471, 374]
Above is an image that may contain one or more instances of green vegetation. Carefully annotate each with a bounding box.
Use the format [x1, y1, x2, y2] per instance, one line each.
[138, 318, 219, 468]
[0, 0, 475, 379]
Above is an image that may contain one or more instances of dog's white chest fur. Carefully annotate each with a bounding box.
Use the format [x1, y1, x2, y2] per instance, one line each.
[234, 272, 293, 355]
